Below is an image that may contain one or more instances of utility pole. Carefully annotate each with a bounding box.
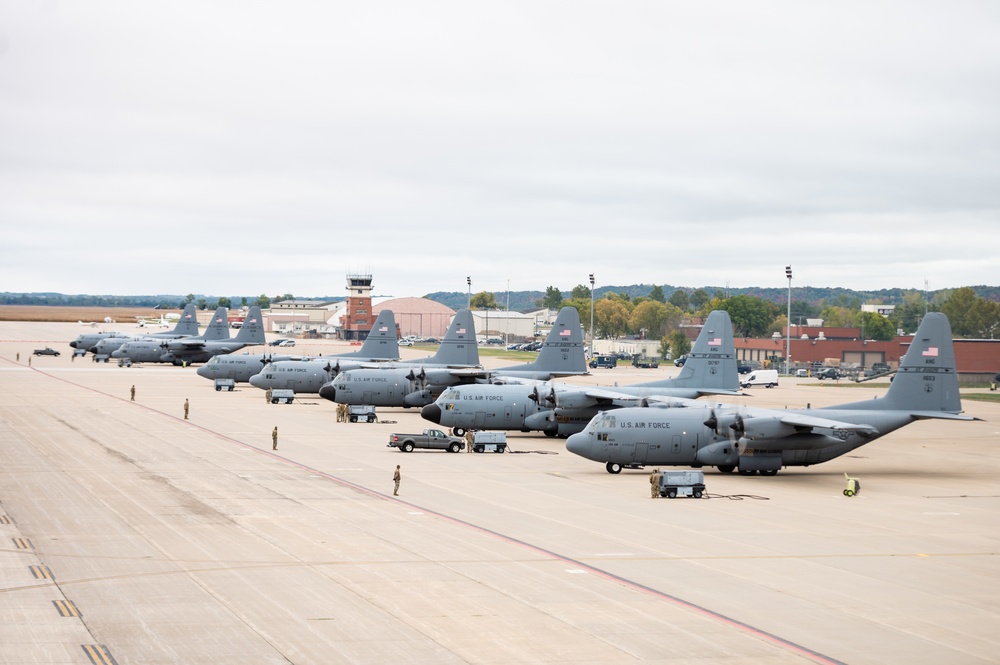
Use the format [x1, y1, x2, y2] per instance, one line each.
[466, 276, 471, 310]
[589, 273, 595, 358]
[785, 265, 793, 376]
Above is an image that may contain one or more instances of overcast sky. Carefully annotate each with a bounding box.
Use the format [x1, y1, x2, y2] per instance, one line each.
[2, 1, 998, 299]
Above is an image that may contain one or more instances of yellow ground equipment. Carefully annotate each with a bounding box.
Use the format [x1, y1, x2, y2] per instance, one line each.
[844, 473, 861, 497]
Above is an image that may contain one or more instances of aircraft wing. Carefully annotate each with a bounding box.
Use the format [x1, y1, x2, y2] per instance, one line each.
[695, 388, 749, 397]
[908, 411, 983, 421]
[176, 339, 208, 349]
[444, 367, 491, 380]
[776, 412, 880, 435]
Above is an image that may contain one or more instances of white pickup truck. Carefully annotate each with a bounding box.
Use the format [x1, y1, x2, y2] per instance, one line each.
[387, 428, 465, 453]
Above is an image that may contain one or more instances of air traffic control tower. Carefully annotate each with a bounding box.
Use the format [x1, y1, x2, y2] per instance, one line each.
[341, 273, 374, 341]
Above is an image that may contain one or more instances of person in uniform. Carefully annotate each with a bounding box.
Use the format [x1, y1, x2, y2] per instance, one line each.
[393, 465, 401, 496]
[130, 385, 135, 401]
[266, 387, 272, 404]
[272, 426, 278, 450]
[649, 468, 661, 498]
[183, 398, 189, 420]
[465, 430, 474, 453]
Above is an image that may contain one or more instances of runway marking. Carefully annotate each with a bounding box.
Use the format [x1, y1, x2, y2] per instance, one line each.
[81, 644, 119, 665]
[12, 537, 32, 549]
[30, 565, 54, 580]
[0, 515, 14, 525]
[53, 599, 81, 617]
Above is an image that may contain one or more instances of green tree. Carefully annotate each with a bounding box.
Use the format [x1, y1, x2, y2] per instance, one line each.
[255, 294, 271, 309]
[629, 301, 683, 340]
[819, 306, 856, 328]
[858, 311, 896, 341]
[217, 296, 232, 308]
[470, 291, 498, 309]
[570, 284, 592, 300]
[720, 295, 777, 337]
[669, 330, 692, 359]
[648, 285, 666, 303]
[668, 289, 690, 312]
[196, 298, 208, 310]
[690, 289, 710, 311]
[940, 287, 984, 337]
[540, 286, 563, 309]
[595, 298, 631, 338]
[240, 297, 248, 307]
[890, 291, 928, 334]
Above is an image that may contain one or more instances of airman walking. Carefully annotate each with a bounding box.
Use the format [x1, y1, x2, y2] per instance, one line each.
[272, 426, 278, 450]
[392, 465, 401, 496]
[183, 398, 189, 420]
[130, 385, 135, 401]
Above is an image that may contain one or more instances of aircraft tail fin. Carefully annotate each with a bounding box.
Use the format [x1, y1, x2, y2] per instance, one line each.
[658, 310, 740, 391]
[426, 309, 480, 366]
[171, 304, 200, 336]
[497, 306, 587, 376]
[356, 309, 400, 359]
[849, 312, 964, 414]
[202, 307, 231, 341]
[232, 306, 267, 345]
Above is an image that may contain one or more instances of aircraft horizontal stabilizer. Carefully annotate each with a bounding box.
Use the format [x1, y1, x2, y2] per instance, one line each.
[908, 411, 983, 421]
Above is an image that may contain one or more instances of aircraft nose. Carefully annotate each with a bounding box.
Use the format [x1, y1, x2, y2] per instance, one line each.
[565, 432, 594, 460]
[248, 374, 265, 388]
[318, 383, 336, 402]
[421, 403, 442, 424]
[195, 365, 210, 378]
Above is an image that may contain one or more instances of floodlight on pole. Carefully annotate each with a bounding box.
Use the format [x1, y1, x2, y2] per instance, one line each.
[589, 273, 595, 358]
[785, 265, 793, 376]
[466, 276, 471, 310]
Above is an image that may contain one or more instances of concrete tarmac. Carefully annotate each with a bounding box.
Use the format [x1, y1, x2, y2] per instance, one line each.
[1, 322, 999, 664]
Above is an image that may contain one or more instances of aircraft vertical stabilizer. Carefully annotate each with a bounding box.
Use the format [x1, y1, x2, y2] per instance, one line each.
[202, 307, 231, 341]
[424, 309, 479, 366]
[844, 312, 963, 414]
[170, 304, 200, 337]
[653, 310, 739, 392]
[355, 309, 399, 360]
[231, 306, 266, 346]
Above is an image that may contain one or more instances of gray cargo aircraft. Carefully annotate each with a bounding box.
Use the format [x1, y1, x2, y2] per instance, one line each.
[111, 307, 264, 364]
[92, 305, 228, 358]
[195, 352, 302, 384]
[320, 307, 589, 408]
[317, 309, 480, 407]
[70, 304, 200, 354]
[566, 312, 980, 475]
[244, 310, 401, 393]
[421, 309, 741, 436]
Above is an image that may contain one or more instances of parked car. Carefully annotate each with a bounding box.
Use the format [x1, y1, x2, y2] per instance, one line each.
[815, 367, 840, 380]
[33, 347, 61, 356]
[275, 339, 295, 347]
[589, 355, 618, 369]
[673, 355, 687, 367]
[737, 364, 752, 374]
[398, 339, 414, 346]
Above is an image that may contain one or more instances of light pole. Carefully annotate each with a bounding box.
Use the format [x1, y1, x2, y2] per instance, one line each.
[785, 265, 792, 375]
[466, 276, 471, 310]
[589, 273, 595, 358]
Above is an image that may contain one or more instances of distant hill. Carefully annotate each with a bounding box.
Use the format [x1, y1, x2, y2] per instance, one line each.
[4, 284, 998, 313]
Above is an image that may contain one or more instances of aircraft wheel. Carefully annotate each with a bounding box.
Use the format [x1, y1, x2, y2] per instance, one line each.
[402, 442, 414, 452]
[760, 469, 778, 476]
[605, 462, 622, 474]
[544, 430, 557, 438]
[451, 427, 466, 437]
[738, 468, 757, 476]
[717, 465, 736, 474]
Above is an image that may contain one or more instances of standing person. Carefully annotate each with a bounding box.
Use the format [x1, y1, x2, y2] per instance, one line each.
[265, 387, 272, 404]
[465, 430, 474, 453]
[649, 468, 661, 499]
[272, 426, 278, 450]
[392, 464, 401, 496]
[183, 398, 189, 420]
[16, 352, 19, 362]
[130, 385, 135, 401]
[28, 356, 31, 367]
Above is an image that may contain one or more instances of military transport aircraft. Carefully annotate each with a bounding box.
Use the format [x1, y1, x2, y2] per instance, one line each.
[566, 312, 981, 475]
[421, 309, 741, 437]
[241, 310, 401, 393]
[318, 306, 588, 408]
[111, 306, 264, 365]
[70, 303, 200, 355]
[98, 306, 230, 359]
